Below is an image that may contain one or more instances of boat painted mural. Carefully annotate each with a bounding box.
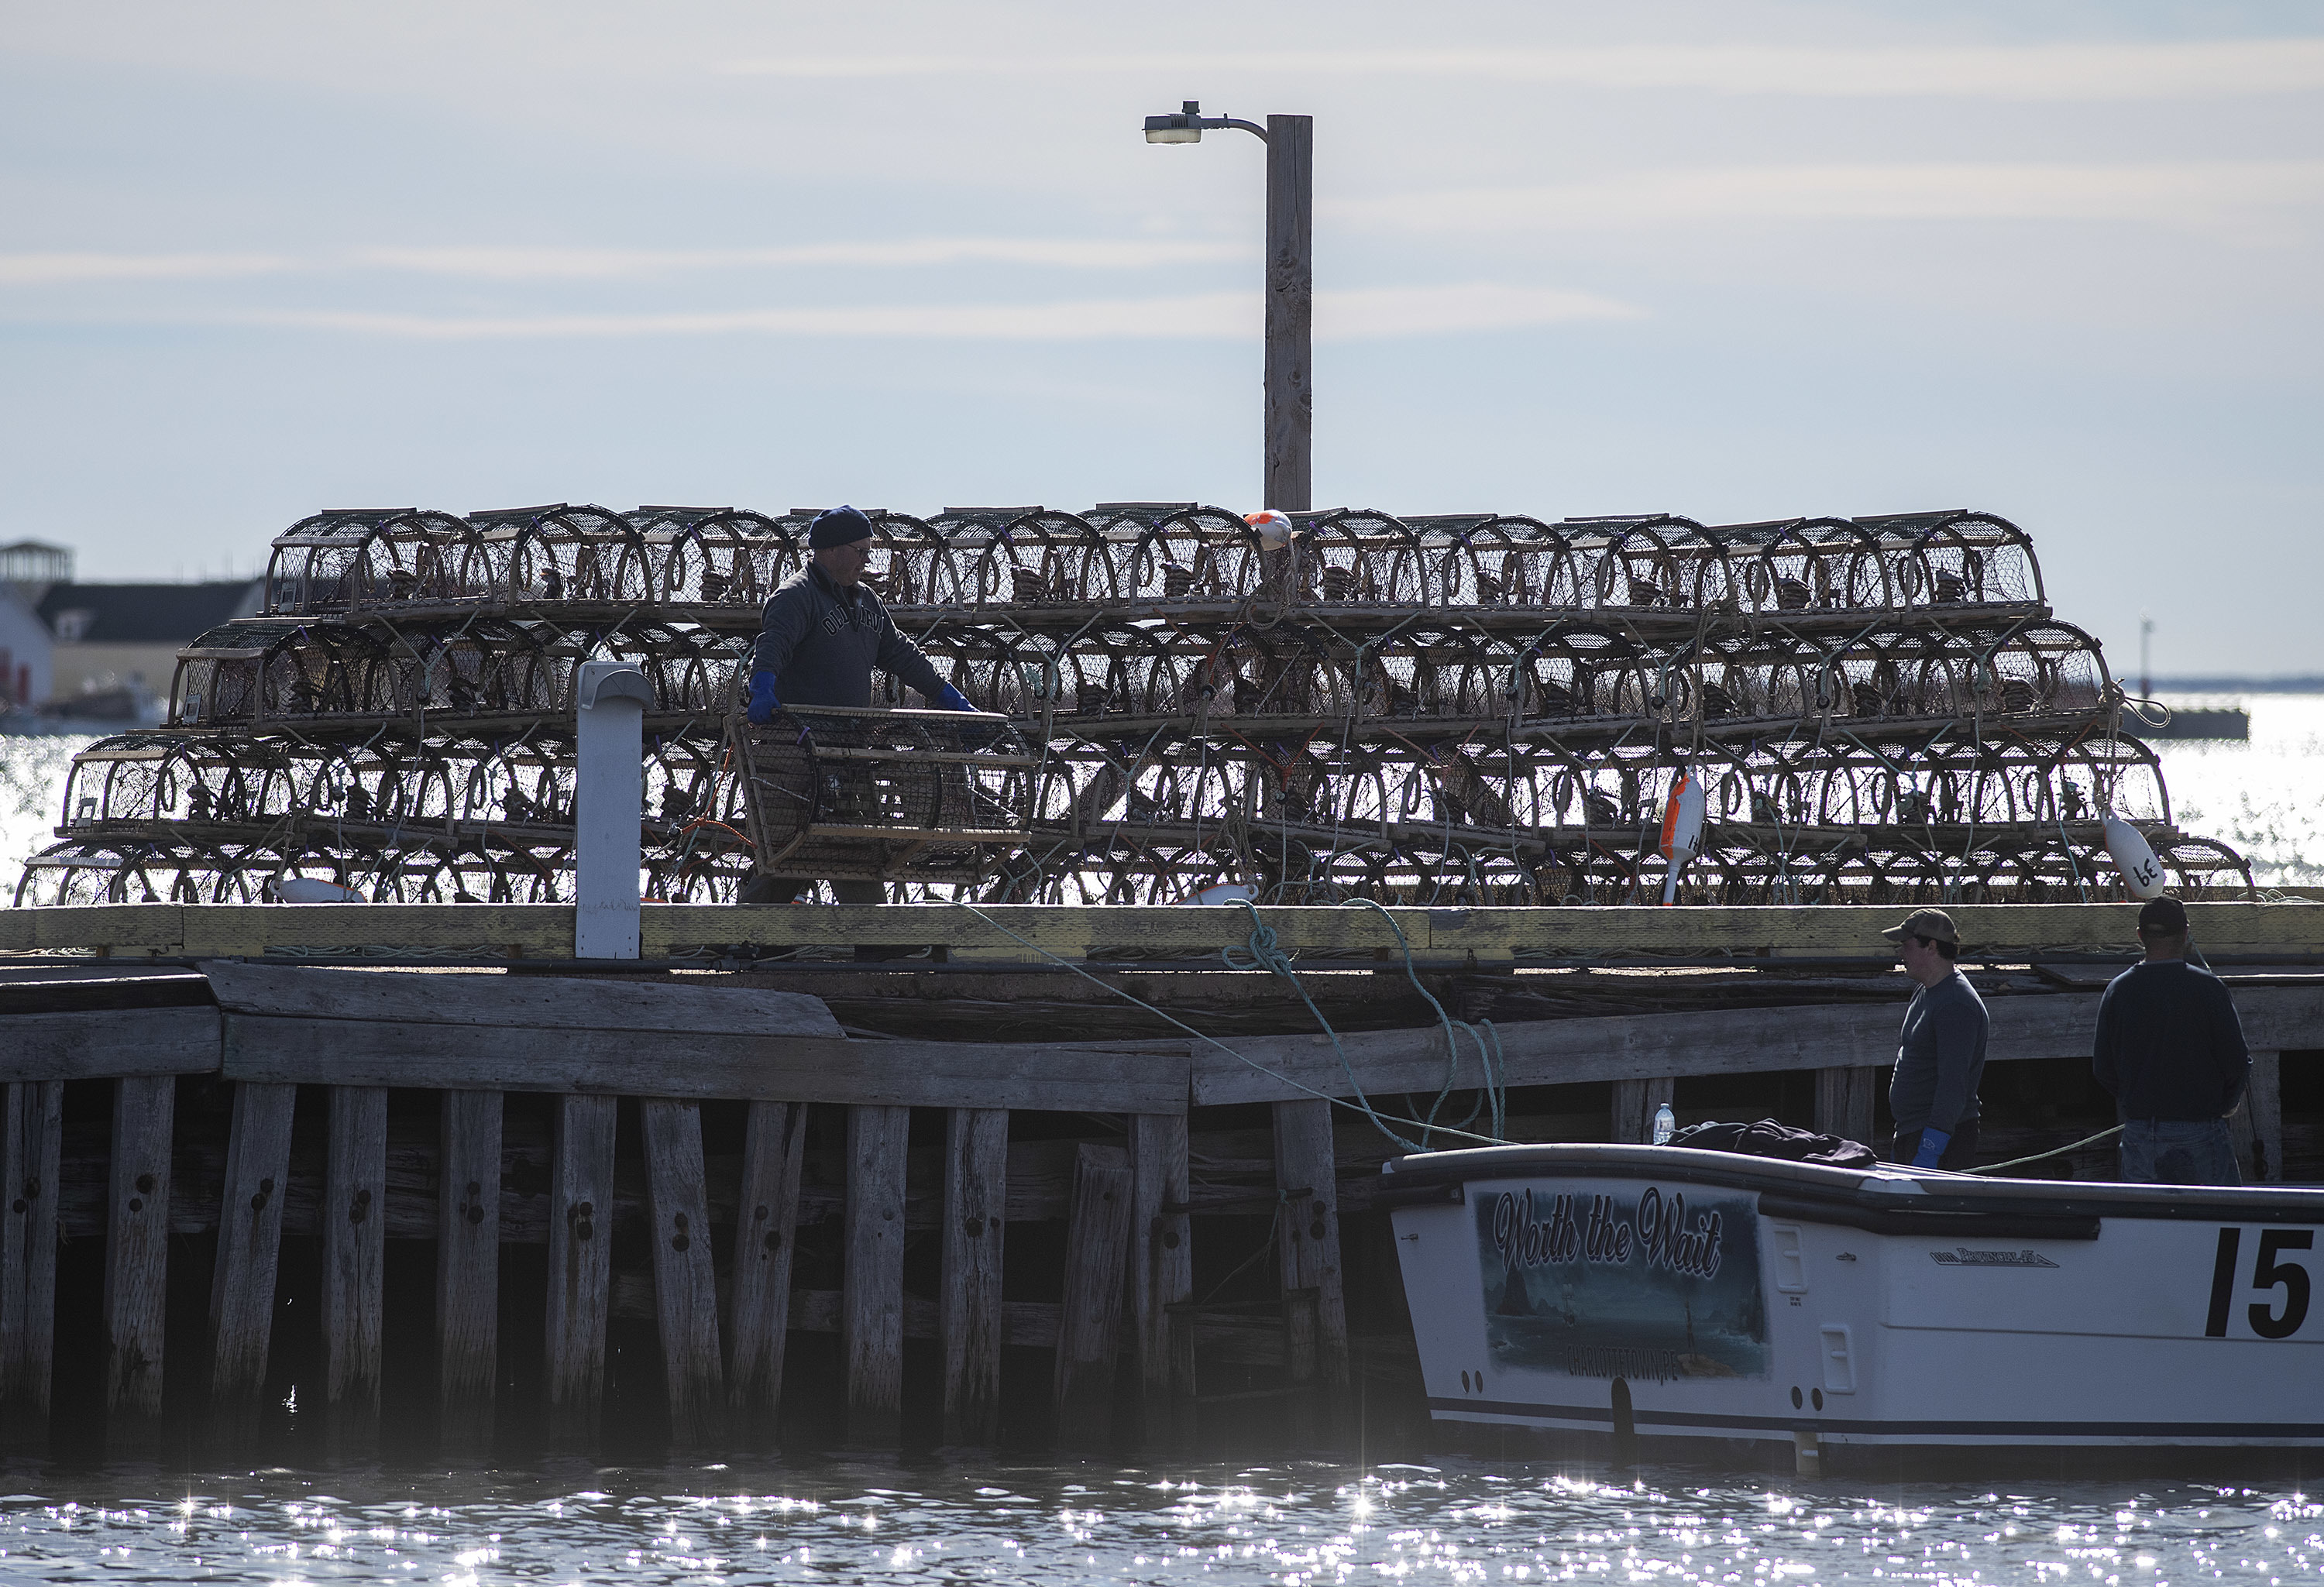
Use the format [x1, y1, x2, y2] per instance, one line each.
[1474, 1180, 1769, 1383]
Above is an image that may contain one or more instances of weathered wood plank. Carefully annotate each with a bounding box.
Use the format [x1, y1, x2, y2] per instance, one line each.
[728, 1099, 808, 1441]
[436, 1090, 501, 1449]
[321, 1085, 387, 1449]
[1815, 1066, 1882, 1149]
[0, 1008, 220, 1083]
[1197, 987, 2324, 1104]
[842, 1104, 911, 1448]
[640, 1098, 724, 1447]
[0, 904, 184, 955]
[103, 1076, 175, 1428]
[0, 1080, 62, 1435]
[180, 903, 571, 959]
[12, 898, 2324, 964]
[1053, 1142, 1133, 1450]
[1611, 1078, 1676, 1145]
[208, 1081, 297, 1434]
[1126, 1112, 1194, 1446]
[201, 962, 841, 1036]
[545, 1094, 617, 1444]
[939, 1108, 1007, 1447]
[221, 1012, 1189, 1113]
[1272, 1100, 1349, 1398]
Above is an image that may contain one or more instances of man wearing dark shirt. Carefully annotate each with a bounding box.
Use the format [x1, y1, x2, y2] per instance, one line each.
[740, 505, 981, 909]
[2092, 895, 2249, 1185]
[1881, 908, 1989, 1170]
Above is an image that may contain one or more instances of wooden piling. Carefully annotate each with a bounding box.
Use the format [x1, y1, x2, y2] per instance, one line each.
[841, 1104, 910, 1448]
[0, 1080, 62, 1439]
[1271, 1098, 1349, 1381]
[1814, 1067, 1881, 1149]
[103, 1075, 175, 1431]
[208, 1080, 297, 1436]
[321, 1085, 387, 1448]
[728, 1099, 808, 1441]
[1611, 1077, 1677, 1144]
[939, 1107, 1008, 1446]
[436, 1089, 502, 1448]
[1126, 1112, 1194, 1444]
[1053, 1141, 1133, 1449]
[545, 1094, 617, 1444]
[640, 1098, 724, 1446]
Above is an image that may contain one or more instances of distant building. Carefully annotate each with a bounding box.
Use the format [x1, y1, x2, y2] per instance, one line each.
[36, 579, 263, 720]
[0, 541, 73, 589]
[0, 541, 69, 712]
[0, 588, 52, 709]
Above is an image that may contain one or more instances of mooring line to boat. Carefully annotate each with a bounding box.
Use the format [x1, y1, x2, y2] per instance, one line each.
[1961, 1122, 2123, 1175]
[1222, 896, 1504, 1151]
[1236, 897, 1506, 1147]
[947, 899, 1511, 1149]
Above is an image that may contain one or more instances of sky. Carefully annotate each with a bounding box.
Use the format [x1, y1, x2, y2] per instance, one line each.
[2, 1, 2319, 675]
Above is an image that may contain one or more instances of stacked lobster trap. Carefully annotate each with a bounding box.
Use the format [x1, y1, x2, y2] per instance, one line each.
[17, 500, 2250, 912]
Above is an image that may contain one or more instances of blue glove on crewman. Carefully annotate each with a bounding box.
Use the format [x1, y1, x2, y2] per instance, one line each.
[937, 683, 976, 713]
[747, 671, 782, 725]
[1910, 1126, 1951, 1170]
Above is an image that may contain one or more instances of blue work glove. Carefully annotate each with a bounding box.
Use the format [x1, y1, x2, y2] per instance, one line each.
[747, 671, 782, 725]
[937, 683, 976, 713]
[1911, 1126, 1951, 1170]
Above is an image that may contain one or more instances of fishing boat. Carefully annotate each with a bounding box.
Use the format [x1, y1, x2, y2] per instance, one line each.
[1380, 1142, 2324, 1459]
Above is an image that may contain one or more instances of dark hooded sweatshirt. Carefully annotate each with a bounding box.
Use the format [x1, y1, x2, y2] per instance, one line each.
[752, 562, 947, 708]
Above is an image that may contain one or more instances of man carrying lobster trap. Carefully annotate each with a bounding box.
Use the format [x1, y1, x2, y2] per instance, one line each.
[733, 504, 995, 914]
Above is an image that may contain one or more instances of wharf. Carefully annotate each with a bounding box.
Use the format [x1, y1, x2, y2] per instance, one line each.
[0, 899, 2316, 1459]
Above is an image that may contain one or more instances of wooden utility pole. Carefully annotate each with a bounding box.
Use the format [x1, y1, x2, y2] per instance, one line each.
[1263, 115, 1313, 514]
[1144, 101, 1315, 511]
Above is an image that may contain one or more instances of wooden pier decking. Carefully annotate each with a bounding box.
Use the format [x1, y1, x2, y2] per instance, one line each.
[0, 899, 2317, 1457]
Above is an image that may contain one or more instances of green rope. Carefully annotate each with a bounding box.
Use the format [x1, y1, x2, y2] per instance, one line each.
[1223, 897, 1508, 1152]
[947, 899, 1509, 1149]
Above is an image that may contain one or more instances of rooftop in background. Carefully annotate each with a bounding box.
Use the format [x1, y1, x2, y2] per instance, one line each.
[2150, 676, 2324, 694]
[35, 579, 263, 645]
[0, 541, 74, 587]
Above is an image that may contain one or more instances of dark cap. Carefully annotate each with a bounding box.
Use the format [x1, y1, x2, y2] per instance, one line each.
[2138, 895, 2189, 936]
[1880, 907, 1960, 946]
[807, 505, 875, 549]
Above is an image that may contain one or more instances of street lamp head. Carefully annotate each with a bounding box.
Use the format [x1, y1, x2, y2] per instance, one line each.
[1144, 99, 1203, 143]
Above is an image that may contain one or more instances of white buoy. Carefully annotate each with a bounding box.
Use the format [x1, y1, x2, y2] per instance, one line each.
[2104, 812, 2167, 899]
[1245, 510, 1295, 548]
[1659, 771, 1706, 905]
[273, 876, 363, 904]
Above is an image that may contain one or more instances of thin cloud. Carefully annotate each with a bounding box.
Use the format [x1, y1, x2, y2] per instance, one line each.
[0, 239, 1246, 289]
[716, 40, 2324, 101]
[347, 239, 1249, 277]
[0, 252, 301, 287]
[1329, 161, 2324, 233]
[173, 283, 1638, 342]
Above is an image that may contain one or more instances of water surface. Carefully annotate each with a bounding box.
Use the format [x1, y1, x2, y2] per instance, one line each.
[0, 1457, 2313, 1584]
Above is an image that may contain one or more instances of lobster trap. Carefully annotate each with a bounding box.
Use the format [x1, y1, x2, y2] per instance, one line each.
[729, 705, 1033, 883]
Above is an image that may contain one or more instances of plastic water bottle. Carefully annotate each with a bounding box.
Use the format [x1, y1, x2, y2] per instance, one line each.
[1652, 1104, 1676, 1146]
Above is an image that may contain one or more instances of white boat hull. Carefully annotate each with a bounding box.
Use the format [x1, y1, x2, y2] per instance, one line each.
[1384, 1144, 2324, 1450]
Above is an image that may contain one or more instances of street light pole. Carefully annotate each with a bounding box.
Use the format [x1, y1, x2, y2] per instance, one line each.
[1144, 101, 1312, 513]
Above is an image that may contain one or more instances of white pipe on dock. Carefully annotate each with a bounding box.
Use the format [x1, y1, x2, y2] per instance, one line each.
[574, 660, 653, 960]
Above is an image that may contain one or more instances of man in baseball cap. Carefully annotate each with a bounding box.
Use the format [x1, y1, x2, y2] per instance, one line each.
[741, 505, 983, 914]
[1880, 908, 1989, 1170]
[2092, 896, 2250, 1184]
